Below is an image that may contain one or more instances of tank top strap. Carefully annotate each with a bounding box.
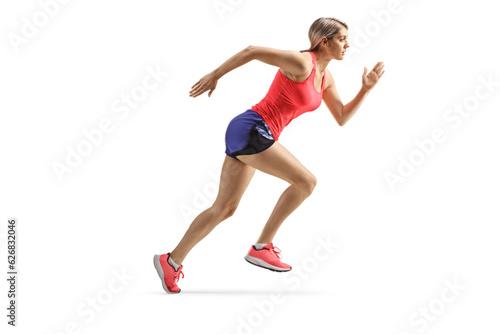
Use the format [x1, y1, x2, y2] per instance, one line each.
[309, 51, 325, 92]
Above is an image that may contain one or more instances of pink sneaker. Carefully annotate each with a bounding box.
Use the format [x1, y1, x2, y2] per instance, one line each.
[244, 243, 292, 272]
[153, 253, 184, 293]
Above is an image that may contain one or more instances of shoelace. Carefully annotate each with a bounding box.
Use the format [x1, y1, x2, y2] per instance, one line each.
[173, 269, 184, 283]
[271, 246, 283, 259]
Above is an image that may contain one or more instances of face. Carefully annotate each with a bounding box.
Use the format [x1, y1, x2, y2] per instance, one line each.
[323, 27, 349, 60]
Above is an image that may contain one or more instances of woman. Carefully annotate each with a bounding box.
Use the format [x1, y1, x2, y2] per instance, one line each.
[154, 17, 384, 293]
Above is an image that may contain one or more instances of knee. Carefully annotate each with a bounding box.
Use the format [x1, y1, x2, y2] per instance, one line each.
[211, 202, 238, 221]
[297, 173, 317, 196]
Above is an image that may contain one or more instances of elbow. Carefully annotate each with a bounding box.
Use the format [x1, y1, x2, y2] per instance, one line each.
[337, 107, 346, 126]
[245, 45, 255, 61]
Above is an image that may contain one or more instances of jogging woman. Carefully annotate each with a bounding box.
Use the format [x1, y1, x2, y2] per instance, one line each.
[154, 17, 385, 293]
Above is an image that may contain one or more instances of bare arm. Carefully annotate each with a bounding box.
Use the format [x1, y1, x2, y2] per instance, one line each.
[322, 62, 384, 126]
[189, 45, 308, 98]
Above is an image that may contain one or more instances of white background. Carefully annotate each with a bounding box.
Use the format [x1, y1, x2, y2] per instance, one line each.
[1, 0, 499, 333]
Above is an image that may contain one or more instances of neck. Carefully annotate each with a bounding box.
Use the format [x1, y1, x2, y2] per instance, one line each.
[312, 49, 331, 73]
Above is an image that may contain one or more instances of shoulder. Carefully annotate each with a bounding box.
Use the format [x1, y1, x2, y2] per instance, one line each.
[280, 51, 314, 81]
[248, 46, 309, 72]
[298, 50, 315, 67]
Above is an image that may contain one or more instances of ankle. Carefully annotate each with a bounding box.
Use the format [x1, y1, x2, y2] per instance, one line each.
[169, 252, 183, 266]
[255, 241, 274, 250]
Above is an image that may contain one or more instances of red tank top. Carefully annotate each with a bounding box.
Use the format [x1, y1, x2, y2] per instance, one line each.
[250, 51, 325, 141]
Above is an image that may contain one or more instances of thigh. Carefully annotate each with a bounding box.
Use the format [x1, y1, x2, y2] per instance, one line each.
[213, 155, 256, 207]
[236, 141, 315, 186]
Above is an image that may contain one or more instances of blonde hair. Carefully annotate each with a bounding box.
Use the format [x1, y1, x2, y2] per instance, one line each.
[300, 17, 348, 53]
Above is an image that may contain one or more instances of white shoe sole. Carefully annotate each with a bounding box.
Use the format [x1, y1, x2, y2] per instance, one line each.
[244, 254, 292, 272]
[153, 255, 181, 294]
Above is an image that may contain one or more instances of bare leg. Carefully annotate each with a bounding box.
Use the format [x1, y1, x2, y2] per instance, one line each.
[170, 155, 256, 265]
[236, 142, 317, 244]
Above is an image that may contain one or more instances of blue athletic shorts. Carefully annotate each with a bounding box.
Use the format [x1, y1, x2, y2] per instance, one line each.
[225, 109, 275, 160]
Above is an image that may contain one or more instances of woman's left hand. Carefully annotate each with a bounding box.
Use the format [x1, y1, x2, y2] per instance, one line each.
[362, 62, 385, 91]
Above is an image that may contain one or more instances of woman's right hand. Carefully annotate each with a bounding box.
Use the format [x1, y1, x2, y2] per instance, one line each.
[189, 71, 218, 98]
